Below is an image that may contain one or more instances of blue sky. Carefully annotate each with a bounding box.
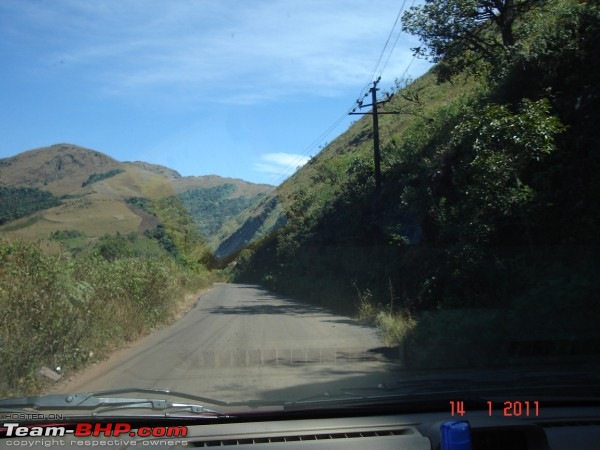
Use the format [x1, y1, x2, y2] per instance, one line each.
[0, 0, 431, 185]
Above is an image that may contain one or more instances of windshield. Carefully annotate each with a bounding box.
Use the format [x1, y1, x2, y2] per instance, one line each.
[0, 0, 598, 426]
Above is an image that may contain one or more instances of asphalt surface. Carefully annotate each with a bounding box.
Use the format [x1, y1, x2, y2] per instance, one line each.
[62, 283, 402, 403]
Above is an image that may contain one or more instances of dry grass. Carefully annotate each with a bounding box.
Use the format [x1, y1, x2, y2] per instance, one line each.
[357, 291, 417, 346]
[374, 311, 417, 347]
[1, 197, 142, 240]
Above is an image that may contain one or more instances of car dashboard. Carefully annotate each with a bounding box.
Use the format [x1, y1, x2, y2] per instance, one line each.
[3, 405, 599, 449]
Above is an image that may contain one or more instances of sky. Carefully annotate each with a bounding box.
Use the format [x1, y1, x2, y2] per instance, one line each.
[0, 0, 431, 186]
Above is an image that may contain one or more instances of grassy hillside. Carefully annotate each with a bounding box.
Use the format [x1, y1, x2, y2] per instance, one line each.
[0, 144, 272, 253]
[212, 69, 479, 260]
[214, 194, 286, 259]
[0, 144, 122, 195]
[233, 0, 600, 368]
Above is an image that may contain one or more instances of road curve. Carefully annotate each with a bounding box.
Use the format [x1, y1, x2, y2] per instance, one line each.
[59, 283, 402, 403]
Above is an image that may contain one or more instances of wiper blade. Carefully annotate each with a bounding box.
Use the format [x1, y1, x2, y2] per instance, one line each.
[0, 388, 237, 418]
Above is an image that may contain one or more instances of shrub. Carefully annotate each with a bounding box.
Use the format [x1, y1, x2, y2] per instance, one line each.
[0, 239, 212, 397]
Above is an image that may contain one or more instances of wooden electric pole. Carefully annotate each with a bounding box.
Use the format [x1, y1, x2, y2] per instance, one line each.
[349, 77, 399, 210]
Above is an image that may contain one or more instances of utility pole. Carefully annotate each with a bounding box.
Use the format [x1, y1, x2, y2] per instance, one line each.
[349, 77, 399, 208]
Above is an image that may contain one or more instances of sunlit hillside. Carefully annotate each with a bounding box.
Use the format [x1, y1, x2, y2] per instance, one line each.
[0, 144, 273, 251]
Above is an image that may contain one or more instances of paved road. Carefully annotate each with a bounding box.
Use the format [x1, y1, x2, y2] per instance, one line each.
[61, 283, 402, 403]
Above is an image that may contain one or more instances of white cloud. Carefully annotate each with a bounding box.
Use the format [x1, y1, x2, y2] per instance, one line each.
[1, 0, 423, 105]
[254, 152, 310, 175]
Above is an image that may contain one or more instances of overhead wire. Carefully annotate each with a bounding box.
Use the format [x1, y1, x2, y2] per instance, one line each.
[264, 105, 355, 186]
[371, 0, 408, 84]
[379, 16, 406, 79]
[264, 0, 414, 186]
[382, 0, 417, 84]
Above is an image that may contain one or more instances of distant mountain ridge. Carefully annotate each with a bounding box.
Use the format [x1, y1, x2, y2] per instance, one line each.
[0, 144, 274, 252]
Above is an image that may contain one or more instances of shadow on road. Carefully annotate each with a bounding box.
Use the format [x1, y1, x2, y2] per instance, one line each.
[321, 318, 361, 326]
[177, 346, 403, 369]
[251, 363, 410, 403]
[207, 302, 326, 316]
[207, 284, 339, 317]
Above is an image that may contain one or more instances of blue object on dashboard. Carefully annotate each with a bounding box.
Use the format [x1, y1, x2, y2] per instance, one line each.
[441, 420, 472, 450]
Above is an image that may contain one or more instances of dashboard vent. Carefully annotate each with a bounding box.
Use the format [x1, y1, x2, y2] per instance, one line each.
[191, 428, 411, 447]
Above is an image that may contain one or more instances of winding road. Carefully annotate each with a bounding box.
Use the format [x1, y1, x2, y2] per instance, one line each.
[57, 283, 402, 403]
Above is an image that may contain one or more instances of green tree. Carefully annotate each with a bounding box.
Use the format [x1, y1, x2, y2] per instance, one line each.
[402, 0, 542, 80]
[0, 187, 61, 224]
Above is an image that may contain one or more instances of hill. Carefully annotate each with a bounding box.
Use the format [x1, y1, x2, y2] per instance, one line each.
[0, 144, 273, 254]
[231, 0, 600, 368]
[212, 66, 480, 259]
[0, 144, 122, 195]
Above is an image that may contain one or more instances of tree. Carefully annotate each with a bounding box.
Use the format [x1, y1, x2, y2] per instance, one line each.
[402, 0, 542, 80]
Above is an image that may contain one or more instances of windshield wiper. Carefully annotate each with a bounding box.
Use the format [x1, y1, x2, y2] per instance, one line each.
[0, 388, 240, 418]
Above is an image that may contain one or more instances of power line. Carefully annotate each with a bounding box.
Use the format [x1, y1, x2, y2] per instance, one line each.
[263, 0, 415, 187]
[314, 3, 414, 161]
[371, 0, 408, 81]
[383, 0, 418, 83]
[264, 102, 358, 186]
[379, 17, 406, 78]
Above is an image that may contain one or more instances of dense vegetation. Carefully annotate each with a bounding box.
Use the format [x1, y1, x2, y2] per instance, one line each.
[127, 195, 214, 266]
[0, 187, 61, 225]
[234, 0, 600, 368]
[49, 229, 85, 240]
[0, 193, 216, 397]
[0, 237, 214, 397]
[214, 195, 286, 259]
[81, 169, 124, 187]
[178, 184, 267, 238]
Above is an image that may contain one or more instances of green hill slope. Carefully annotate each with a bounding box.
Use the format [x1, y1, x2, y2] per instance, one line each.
[232, 0, 600, 368]
[213, 68, 480, 260]
[174, 176, 274, 249]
